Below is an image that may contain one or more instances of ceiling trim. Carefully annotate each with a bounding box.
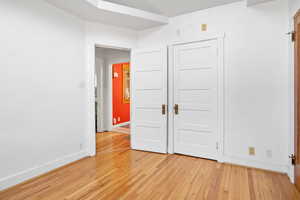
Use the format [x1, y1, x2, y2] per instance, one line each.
[46, 0, 169, 30]
[246, 0, 274, 7]
[96, 0, 168, 23]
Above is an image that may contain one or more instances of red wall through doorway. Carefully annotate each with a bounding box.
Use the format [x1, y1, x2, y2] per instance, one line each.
[112, 63, 130, 126]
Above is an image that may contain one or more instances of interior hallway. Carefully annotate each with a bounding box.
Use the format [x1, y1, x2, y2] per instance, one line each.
[0, 132, 299, 200]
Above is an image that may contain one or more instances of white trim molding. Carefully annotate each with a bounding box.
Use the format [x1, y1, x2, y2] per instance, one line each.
[113, 121, 130, 128]
[223, 155, 288, 173]
[246, 0, 275, 7]
[170, 32, 225, 46]
[86, 41, 132, 156]
[0, 151, 88, 191]
[287, 14, 295, 183]
[46, 0, 168, 30]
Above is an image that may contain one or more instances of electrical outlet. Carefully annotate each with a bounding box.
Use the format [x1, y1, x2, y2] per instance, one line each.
[249, 147, 255, 156]
[201, 24, 207, 31]
[118, 117, 120, 122]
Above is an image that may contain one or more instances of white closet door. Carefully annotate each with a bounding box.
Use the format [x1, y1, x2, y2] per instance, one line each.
[131, 47, 168, 153]
[173, 40, 219, 160]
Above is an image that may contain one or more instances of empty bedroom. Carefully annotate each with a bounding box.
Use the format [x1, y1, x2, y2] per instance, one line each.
[0, 0, 300, 199]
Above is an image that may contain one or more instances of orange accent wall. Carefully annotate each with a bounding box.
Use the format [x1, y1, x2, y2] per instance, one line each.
[112, 63, 130, 125]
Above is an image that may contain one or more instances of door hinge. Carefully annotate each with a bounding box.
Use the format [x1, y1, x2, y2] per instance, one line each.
[289, 154, 296, 165]
[216, 142, 219, 150]
[287, 31, 296, 42]
[292, 31, 296, 42]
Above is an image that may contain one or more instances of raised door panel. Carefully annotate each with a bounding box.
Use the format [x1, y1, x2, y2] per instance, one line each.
[131, 47, 168, 153]
[173, 40, 219, 160]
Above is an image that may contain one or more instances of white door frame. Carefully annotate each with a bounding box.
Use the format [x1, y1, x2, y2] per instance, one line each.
[86, 42, 131, 156]
[95, 58, 104, 132]
[107, 63, 114, 132]
[97, 62, 113, 132]
[167, 33, 225, 162]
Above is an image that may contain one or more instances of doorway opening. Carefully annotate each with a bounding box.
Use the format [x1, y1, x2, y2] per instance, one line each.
[94, 46, 131, 154]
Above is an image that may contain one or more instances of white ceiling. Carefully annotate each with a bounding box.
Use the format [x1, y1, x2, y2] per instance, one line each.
[46, 0, 168, 30]
[104, 0, 241, 17]
[46, 0, 268, 30]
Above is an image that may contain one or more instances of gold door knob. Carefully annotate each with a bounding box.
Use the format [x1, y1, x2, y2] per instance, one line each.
[162, 104, 166, 115]
[174, 104, 179, 115]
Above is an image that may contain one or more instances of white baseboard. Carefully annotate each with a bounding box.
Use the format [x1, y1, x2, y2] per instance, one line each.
[287, 164, 295, 183]
[222, 155, 288, 174]
[97, 128, 105, 132]
[170, 151, 288, 175]
[113, 121, 130, 128]
[0, 150, 88, 191]
[0, 150, 291, 191]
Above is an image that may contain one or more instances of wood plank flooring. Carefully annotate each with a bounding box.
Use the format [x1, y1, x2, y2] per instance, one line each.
[111, 126, 130, 134]
[1, 132, 299, 200]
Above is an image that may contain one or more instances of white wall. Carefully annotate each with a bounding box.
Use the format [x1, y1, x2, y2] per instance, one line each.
[0, 0, 137, 190]
[95, 48, 130, 132]
[289, 0, 300, 17]
[138, 0, 291, 173]
[0, 0, 86, 190]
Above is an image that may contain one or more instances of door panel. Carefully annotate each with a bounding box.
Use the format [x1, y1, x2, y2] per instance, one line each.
[131, 47, 168, 153]
[173, 40, 219, 160]
[135, 71, 162, 89]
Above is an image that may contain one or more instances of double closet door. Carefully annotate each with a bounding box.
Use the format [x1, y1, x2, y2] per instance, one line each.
[131, 47, 168, 153]
[131, 39, 222, 160]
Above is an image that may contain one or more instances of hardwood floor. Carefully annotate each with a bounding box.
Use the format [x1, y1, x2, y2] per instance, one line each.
[111, 126, 130, 134]
[1, 132, 299, 200]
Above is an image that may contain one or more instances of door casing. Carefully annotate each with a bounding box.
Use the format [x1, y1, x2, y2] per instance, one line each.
[167, 33, 225, 162]
[294, 10, 300, 191]
[87, 42, 132, 156]
[95, 58, 104, 132]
